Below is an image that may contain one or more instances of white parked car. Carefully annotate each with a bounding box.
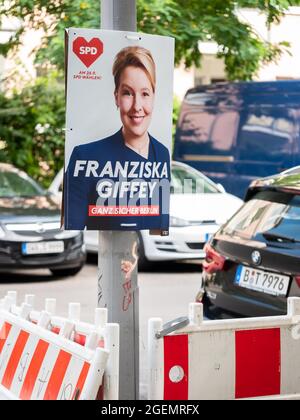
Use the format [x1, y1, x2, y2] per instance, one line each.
[49, 162, 243, 267]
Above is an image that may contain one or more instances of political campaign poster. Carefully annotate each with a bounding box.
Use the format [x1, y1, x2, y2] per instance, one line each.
[64, 28, 174, 233]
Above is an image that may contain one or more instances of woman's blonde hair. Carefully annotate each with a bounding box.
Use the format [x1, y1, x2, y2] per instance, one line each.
[112, 46, 156, 93]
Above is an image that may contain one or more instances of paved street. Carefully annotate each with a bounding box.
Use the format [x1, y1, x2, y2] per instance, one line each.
[0, 256, 201, 399]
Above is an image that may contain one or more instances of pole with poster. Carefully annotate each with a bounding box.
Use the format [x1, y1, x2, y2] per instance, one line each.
[63, 0, 174, 400]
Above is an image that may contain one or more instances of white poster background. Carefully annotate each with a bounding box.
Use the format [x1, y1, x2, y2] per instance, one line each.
[65, 28, 174, 165]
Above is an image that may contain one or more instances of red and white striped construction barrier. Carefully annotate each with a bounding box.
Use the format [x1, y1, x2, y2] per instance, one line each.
[0, 291, 119, 400]
[148, 298, 300, 400]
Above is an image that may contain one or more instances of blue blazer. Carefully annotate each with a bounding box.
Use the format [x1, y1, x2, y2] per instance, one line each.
[64, 129, 170, 231]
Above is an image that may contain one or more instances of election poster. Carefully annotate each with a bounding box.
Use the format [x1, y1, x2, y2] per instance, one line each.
[64, 28, 174, 233]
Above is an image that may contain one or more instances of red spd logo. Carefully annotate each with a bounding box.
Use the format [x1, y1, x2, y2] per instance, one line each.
[73, 37, 104, 68]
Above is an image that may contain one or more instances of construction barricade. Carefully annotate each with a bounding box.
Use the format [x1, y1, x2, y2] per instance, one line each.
[148, 297, 300, 400]
[0, 291, 119, 400]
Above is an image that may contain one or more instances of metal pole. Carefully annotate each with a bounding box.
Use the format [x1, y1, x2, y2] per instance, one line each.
[99, 0, 139, 401]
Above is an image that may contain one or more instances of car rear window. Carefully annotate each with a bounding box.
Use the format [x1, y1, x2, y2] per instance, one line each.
[0, 171, 44, 197]
[220, 190, 300, 243]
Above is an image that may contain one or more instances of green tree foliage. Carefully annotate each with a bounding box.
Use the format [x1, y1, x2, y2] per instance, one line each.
[2, 0, 299, 79]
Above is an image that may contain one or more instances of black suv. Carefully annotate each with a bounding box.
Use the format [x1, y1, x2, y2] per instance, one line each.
[200, 169, 300, 318]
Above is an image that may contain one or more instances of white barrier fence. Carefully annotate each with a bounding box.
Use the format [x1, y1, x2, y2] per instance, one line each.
[148, 297, 300, 400]
[0, 291, 119, 400]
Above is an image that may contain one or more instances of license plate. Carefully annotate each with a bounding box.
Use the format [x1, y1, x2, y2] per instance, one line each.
[235, 265, 290, 297]
[22, 241, 64, 255]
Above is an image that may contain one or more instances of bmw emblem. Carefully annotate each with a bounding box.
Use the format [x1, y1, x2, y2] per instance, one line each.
[251, 250, 262, 266]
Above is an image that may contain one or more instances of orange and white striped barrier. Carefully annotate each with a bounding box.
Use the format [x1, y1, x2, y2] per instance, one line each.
[0, 292, 119, 400]
[148, 298, 300, 400]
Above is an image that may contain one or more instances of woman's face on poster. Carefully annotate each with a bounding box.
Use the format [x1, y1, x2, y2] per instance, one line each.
[115, 66, 155, 140]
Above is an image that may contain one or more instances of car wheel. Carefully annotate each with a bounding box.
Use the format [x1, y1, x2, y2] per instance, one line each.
[50, 265, 84, 277]
[137, 234, 152, 271]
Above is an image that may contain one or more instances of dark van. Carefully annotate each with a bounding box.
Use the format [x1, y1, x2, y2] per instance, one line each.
[174, 81, 300, 198]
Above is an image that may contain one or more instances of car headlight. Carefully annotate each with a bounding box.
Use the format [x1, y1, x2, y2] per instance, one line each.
[170, 216, 190, 228]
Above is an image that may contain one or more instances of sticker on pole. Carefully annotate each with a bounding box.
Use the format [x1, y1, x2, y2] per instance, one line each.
[64, 28, 174, 233]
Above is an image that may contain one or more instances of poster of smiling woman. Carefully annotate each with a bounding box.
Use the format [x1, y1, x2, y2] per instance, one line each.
[64, 28, 174, 233]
